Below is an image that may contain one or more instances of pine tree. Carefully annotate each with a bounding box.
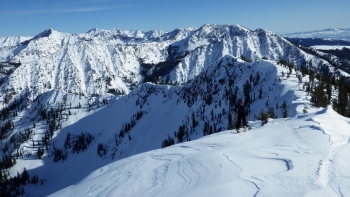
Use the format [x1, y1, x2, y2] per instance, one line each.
[21, 168, 29, 185]
[337, 77, 349, 116]
[281, 101, 288, 118]
[258, 86, 263, 99]
[254, 71, 260, 86]
[311, 83, 328, 107]
[258, 108, 269, 126]
[37, 147, 44, 159]
[161, 134, 174, 148]
[267, 107, 275, 119]
[243, 80, 251, 103]
[176, 125, 185, 143]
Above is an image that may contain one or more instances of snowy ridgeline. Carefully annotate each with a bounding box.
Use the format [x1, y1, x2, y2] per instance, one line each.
[311, 45, 350, 50]
[0, 23, 328, 102]
[7, 58, 348, 197]
[281, 28, 350, 41]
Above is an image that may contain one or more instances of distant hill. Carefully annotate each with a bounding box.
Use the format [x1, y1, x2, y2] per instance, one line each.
[281, 28, 350, 41]
[284, 37, 350, 47]
[318, 47, 350, 61]
[283, 37, 350, 62]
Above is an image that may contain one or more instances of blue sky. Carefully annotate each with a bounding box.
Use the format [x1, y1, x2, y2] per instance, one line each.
[1, 0, 350, 37]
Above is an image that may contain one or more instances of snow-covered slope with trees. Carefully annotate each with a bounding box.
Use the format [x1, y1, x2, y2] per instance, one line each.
[1, 24, 350, 197]
[49, 107, 350, 197]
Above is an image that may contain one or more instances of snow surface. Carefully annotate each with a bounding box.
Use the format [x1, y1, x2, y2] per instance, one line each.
[47, 107, 350, 197]
[0, 36, 32, 47]
[14, 58, 350, 197]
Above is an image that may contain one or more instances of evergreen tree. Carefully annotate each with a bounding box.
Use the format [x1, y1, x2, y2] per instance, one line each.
[311, 83, 328, 107]
[281, 101, 288, 118]
[176, 125, 185, 143]
[161, 134, 174, 148]
[326, 82, 332, 103]
[254, 71, 261, 86]
[267, 107, 275, 119]
[191, 112, 197, 129]
[21, 168, 29, 185]
[228, 112, 233, 130]
[336, 76, 349, 116]
[37, 147, 44, 159]
[243, 80, 251, 104]
[258, 86, 263, 99]
[258, 108, 269, 126]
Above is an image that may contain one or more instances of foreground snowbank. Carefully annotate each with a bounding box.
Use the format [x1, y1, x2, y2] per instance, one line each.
[49, 107, 350, 197]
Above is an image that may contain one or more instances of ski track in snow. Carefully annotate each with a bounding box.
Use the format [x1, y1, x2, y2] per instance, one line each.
[312, 110, 350, 197]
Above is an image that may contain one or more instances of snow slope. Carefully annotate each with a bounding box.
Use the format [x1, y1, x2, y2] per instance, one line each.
[7, 57, 347, 197]
[0, 36, 32, 47]
[48, 107, 350, 197]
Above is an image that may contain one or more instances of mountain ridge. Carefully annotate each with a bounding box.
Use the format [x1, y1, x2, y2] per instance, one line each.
[281, 27, 350, 41]
[1, 23, 330, 106]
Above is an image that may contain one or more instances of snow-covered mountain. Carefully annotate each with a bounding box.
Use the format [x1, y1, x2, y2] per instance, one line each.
[1, 24, 350, 196]
[1, 24, 339, 105]
[281, 28, 350, 41]
[0, 36, 32, 47]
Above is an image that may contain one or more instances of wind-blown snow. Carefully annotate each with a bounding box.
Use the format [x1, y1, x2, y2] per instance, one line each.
[48, 108, 350, 197]
[12, 57, 349, 197]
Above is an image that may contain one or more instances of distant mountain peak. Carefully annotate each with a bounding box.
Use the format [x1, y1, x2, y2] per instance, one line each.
[0, 23, 347, 102]
[33, 28, 58, 39]
[86, 27, 105, 34]
[198, 23, 249, 32]
[254, 28, 273, 34]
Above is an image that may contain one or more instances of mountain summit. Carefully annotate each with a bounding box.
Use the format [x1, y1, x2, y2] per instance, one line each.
[0, 23, 331, 103]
